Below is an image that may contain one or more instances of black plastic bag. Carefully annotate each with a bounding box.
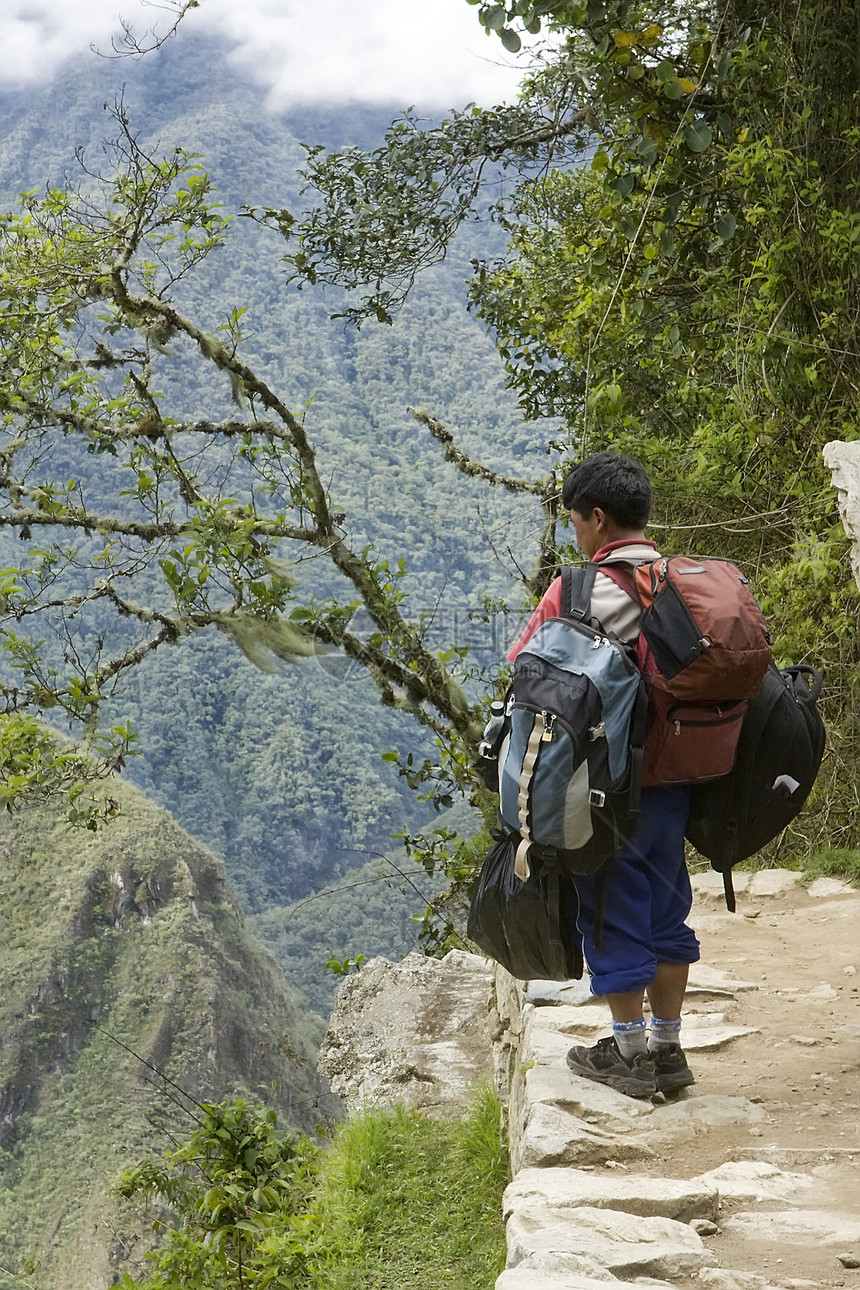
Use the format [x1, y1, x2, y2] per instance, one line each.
[467, 831, 583, 981]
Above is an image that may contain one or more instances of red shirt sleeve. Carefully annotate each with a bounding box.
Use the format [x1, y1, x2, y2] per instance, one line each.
[506, 577, 563, 662]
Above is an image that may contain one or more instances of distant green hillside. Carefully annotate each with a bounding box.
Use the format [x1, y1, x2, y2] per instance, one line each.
[251, 849, 443, 1017]
[250, 800, 478, 1016]
[0, 34, 548, 914]
[0, 773, 337, 1290]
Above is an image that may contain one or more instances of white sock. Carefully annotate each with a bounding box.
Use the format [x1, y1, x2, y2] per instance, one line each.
[648, 1016, 682, 1051]
[612, 1018, 648, 1058]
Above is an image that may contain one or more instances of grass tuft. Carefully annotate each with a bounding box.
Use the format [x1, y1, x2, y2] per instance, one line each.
[798, 848, 860, 884]
[305, 1086, 509, 1290]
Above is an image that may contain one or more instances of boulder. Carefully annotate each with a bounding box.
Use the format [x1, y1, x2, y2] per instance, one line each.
[824, 439, 860, 590]
[318, 949, 497, 1116]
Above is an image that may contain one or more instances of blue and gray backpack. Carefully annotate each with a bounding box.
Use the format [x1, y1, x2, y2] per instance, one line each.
[494, 564, 648, 879]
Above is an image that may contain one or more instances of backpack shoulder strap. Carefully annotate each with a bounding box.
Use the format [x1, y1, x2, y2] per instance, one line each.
[599, 561, 638, 601]
[559, 563, 598, 621]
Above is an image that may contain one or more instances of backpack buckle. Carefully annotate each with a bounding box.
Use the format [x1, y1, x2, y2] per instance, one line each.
[589, 789, 606, 808]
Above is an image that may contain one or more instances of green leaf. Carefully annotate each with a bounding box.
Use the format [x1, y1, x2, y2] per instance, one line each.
[483, 5, 507, 31]
[500, 27, 522, 52]
[656, 59, 676, 83]
[716, 211, 738, 240]
[683, 121, 713, 153]
[662, 78, 684, 100]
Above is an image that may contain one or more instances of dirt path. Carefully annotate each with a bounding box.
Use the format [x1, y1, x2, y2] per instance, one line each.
[666, 872, 860, 1285]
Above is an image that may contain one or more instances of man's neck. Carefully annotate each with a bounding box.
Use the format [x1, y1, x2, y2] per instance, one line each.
[592, 536, 656, 562]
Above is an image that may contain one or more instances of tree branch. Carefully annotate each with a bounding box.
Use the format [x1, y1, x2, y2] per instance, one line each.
[411, 409, 549, 496]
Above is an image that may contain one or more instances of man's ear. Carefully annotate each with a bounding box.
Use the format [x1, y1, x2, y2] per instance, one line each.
[591, 506, 608, 531]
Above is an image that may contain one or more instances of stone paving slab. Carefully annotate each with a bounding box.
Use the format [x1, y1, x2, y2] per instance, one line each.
[687, 964, 761, 993]
[691, 869, 803, 905]
[496, 1252, 682, 1288]
[526, 1006, 758, 1062]
[652, 1093, 766, 1136]
[699, 1271, 798, 1290]
[496, 1272, 618, 1290]
[807, 876, 855, 898]
[678, 1022, 760, 1050]
[504, 1166, 718, 1223]
[518, 1102, 655, 1171]
[723, 1209, 860, 1244]
[693, 1160, 816, 1202]
[522, 1063, 655, 1122]
[526, 979, 597, 1006]
[507, 1204, 719, 1279]
[498, 1251, 623, 1284]
[526, 1004, 615, 1034]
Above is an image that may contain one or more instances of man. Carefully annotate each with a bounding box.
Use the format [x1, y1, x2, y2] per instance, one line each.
[507, 451, 699, 1098]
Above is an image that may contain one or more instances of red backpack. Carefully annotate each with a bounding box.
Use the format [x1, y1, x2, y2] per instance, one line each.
[603, 557, 772, 787]
[632, 556, 772, 701]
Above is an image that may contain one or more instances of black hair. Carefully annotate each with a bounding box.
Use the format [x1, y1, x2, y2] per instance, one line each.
[561, 451, 652, 529]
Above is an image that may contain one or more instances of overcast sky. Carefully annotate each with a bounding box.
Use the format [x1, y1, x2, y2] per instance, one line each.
[3, 0, 527, 108]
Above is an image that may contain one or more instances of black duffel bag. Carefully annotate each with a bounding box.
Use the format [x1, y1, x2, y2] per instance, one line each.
[467, 830, 583, 981]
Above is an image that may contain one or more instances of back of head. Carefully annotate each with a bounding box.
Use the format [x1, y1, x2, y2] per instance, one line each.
[561, 451, 652, 530]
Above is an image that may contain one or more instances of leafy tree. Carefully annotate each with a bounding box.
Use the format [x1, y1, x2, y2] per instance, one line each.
[0, 108, 557, 835]
[116, 1098, 319, 1287]
[276, 0, 860, 847]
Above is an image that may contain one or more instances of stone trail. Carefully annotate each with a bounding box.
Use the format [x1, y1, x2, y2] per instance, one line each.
[498, 869, 860, 1290]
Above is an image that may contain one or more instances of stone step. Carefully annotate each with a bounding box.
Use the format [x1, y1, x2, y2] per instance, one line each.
[506, 1203, 719, 1280]
[517, 1102, 654, 1171]
[496, 1256, 625, 1289]
[518, 1062, 655, 1123]
[505, 1166, 718, 1224]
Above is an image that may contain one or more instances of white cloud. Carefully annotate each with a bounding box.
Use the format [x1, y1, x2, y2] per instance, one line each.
[2, 0, 129, 87]
[0, 0, 526, 108]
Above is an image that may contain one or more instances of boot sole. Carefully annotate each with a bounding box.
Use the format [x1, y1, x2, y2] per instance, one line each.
[656, 1068, 696, 1093]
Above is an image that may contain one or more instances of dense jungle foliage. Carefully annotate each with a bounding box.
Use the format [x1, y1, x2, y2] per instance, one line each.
[282, 0, 860, 860]
[0, 0, 858, 962]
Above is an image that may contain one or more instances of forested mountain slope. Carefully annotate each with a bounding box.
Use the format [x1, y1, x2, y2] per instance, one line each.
[0, 772, 336, 1290]
[0, 34, 548, 913]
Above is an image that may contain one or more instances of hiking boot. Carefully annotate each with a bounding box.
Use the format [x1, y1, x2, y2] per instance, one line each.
[565, 1035, 657, 1098]
[652, 1042, 695, 1092]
